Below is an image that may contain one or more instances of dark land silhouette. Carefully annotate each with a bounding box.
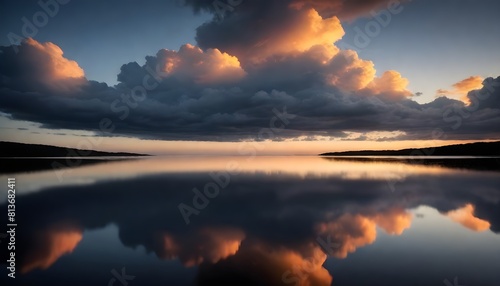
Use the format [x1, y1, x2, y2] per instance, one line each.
[0, 141, 149, 157]
[320, 141, 500, 157]
[0, 141, 148, 174]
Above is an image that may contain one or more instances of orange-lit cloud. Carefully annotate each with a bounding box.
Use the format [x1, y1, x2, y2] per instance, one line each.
[193, 208, 409, 284]
[2, 4, 500, 142]
[21, 224, 83, 273]
[23, 38, 85, 79]
[255, 243, 332, 286]
[197, 240, 332, 286]
[155, 44, 246, 84]
[437, 76, 484, 104]
[138, 208, 409, 285]
[316, 208, 412, 258]
[209, 4, 411, 99]
[373, 207, 413, 235]
[326, 49, 376, 91]
[363, 70, 412, 100]
[446, 204, 491, 232]
[293, 32, 411, 98]
[245, 8, 344, 64]
[13, 38, 86, 91]
[156, 227, 245, 266]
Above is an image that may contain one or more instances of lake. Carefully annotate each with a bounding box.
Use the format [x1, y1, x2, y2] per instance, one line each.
[1, 156, 499, 286]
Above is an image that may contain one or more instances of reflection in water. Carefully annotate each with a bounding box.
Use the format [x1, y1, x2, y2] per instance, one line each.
[323, 156, 500, 172]
[1, 157, 499, 285]
[197, 240, 332, 286]
[157, 227, 245, 266]
[446, 204, 491, 232]
[316, 208, 412, 259]
[20, 223, 83, 273]
[1, 156, 474, 196]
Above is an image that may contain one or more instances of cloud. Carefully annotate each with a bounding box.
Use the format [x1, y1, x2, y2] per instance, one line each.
[324, 49, 376, 91]
[154, 227, 245, 266]
[6, 166, 499, 280]
[20, 223, 83, 273]
[196, 240, 332, 286]
[197, 7, 345, 65]
[466, 76, 500, 110]
[0, 15, 499, 142]
[290, 0, 404, 20]
[373, 207, 412, 235]
[454, 76, 484, 93]
[184, 0, 401, 21]
[437, 76, 484, 103]
[0, 38, 85, 92]
[152, 44, 246, 84]
[362, 70, 412, 100]
[446, 204, 491, 232]
[316, 208, 412, 258]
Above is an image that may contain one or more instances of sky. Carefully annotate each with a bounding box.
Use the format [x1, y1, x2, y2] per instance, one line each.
[0, 0, 499, 154]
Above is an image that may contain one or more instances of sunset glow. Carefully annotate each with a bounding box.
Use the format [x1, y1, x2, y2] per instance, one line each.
[1, 1, 500, 285]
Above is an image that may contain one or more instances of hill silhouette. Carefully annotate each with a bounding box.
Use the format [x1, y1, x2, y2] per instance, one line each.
[0, 141, 148, 157]
[320, 141, 500, 156]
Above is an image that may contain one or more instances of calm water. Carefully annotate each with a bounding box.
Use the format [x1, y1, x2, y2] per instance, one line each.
[1, 156, 500, 286]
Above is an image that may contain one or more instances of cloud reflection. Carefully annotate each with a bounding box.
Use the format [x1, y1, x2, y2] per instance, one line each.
[316, 208, 412, 258]
[156, 227, 245, 266]
[446, 204, 491, 232]
[2, 157, 499, 285]
[20, 223, 83, 273]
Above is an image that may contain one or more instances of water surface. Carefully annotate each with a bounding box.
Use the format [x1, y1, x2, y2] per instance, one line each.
[1, 156, 499, 286]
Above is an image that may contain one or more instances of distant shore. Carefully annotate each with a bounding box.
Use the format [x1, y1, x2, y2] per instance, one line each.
[320, 141, 500, 157]
[0, 141, 149, 158]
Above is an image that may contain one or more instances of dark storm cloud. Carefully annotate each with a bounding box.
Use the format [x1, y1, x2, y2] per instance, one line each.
[0, 37, 500, 141]
[182, 0, 399, 20]
[297, 0, 407, 20]
[467, 77, 500, 110]
[1, 0, 500, 143]
[185, 0, 405, 65]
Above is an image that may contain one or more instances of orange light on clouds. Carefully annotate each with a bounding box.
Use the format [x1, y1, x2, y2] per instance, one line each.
[446, 204, 491, 232]
[264, 245, 332, 286]
[24, 38, 85, 80]
[316, 208, 412, 258]
[436, 75, 484, 104]
[156, 44, 246, 84]
[326, 49, 376, 91]
[243, 8, 345, 64]
[157, 227, 245, 266]
[373, 208, 413, 235]
[21, 224, 83, 273]
[364, 70, 412, 99]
